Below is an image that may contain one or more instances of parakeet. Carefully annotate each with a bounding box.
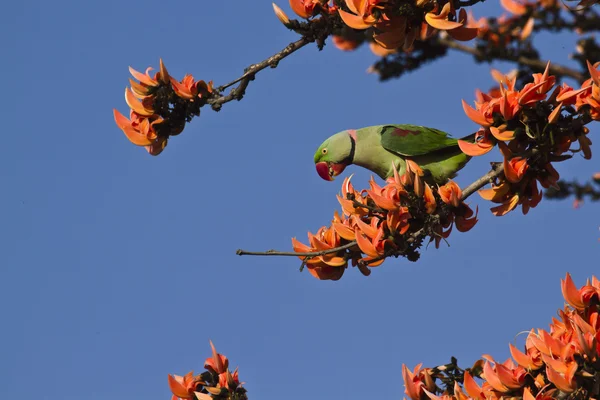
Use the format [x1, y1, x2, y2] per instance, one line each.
[314, 124, 475, 184]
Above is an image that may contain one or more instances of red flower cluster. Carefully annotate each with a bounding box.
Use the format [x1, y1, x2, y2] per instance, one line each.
[113, 59, 213, 156]
[458, 62, 599, 215]
[273, 0, 479, 56]
[168, 341, 246, 400]
[402, 273, 600, 400]
[402, 274, 600, 400]
[292, 162, 477, 280]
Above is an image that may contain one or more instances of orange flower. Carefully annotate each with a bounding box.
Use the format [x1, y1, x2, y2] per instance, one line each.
[438, 180, 462, 207]
[479, 181, 511, 202]
[113, 109, 160, 146]
[386, 206, 411, 235]
[402, 364, 436, 400]
[308, 227, 346, 266]
[355, 225, 386, 258]
[337, 177, 368, 217]
[371, 16, 411, 50]
[115, 59, 213, 156]
[337, 0, 381, 29]
[168, 371, 201, 399]
[520, 17, 535, 40]
[509, 341, 544, 370]
[561, 272, 600, 310]
[365, 177, 407, 211]
[490, 193, 519, 216]
[406, 160, 425, 196]
[462, 371, 486, 400]
[205, 341, 229, 375]
[455, 205, 478, 232]
[519, 63, 555, 105]
[490, 68, 518, 91]
[546, 363, 577, 393]
[171, 75, 213, 100]
[332, 35, 361, 51]
[423, 183, 437, 214]
[331, 210, 356, 241]
[424, 4, 461, 31]
[500, 0, 530, 15]
[369, 42, 397, 56]
[128, 65, 159, 89]
[424, 3, 478, 41]
[482, 357, 527, 393]
[292, 224, 348, 281]
[289, 0, 323, 18]
[216, 368, 241, 391]
[458, 128, 494, 156]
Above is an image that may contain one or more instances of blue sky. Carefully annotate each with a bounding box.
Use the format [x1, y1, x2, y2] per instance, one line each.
[1, 1, 599, 399]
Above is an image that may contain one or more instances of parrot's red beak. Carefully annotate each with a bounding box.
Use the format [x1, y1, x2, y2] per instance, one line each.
[315, 161, 348, 181]
[316, 162, 332, 181]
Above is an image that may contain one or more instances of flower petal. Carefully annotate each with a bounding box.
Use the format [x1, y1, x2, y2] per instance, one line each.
[338, 9, 373, 29]
[113, 109, 153, 146]
[462, 100, 491, 126]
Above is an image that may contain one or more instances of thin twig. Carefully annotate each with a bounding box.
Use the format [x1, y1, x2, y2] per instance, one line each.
[206, 37, 311, 111]
[236, 241, 357, 257]
[438, 37, 586, 82]
[218, 37, 310, 92]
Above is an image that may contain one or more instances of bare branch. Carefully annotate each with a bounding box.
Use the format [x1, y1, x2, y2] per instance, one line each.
[217, 37, 311, 93]
[207, 37, 311, 111]
[438, 37, 586, 82]
[236, 241, 357, 257]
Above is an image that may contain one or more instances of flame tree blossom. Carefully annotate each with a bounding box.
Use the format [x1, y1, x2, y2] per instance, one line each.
[273, 0, 480, 56]
[458, 62, 599, 216]
[292, 162, 477, 280]
[168, 341, 246, 400]
[402, 273, 600, 400]
[114, 59, 213, 155]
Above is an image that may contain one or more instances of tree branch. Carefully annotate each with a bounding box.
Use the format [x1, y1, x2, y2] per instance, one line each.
[236, 241, 357, 257]
[207, 37, 311, 111]
[460, 163, 504, 200]
[236, 164, 505, 259]
[216, 37, 310, 92]
[437, 37, 586, 82]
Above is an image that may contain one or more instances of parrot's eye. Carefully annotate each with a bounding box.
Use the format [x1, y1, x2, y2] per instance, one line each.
[322, 148, 328, 155]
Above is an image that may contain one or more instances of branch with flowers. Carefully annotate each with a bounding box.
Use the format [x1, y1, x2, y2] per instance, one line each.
[357, 0, 600, 82]
[108, 2, 600, 400]
[113, 15, 333, 155]
[168, 341, 246, 400]
[237, 61, 600, 280]
[113, 0, 599, 156]
[398, 273, 600, 400]
[167, 274, 600, 400]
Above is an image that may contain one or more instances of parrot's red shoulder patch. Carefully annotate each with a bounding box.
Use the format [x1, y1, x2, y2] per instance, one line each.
[391, 127, 421, 137]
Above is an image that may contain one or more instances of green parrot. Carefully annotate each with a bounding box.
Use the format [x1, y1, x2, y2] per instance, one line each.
[314, 124, 475, 184]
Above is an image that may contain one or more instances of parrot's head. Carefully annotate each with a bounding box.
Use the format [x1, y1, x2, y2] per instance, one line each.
[314, 130, 356, 181]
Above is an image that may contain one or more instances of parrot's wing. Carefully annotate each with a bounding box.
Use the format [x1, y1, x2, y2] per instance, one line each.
[379, 124, 459, 156]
